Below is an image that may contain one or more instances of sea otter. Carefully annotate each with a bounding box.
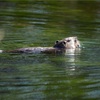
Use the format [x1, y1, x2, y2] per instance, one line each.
[0, 36, 81, 54]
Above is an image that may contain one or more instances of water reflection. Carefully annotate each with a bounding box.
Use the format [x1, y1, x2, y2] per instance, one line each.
[47, 48, 81, 75]
[64, 48, 81, 75]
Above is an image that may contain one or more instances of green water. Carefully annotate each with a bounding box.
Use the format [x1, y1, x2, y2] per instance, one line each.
[0, 0, 100, 100]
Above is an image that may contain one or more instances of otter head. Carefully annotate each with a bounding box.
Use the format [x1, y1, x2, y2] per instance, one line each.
[53, 37, 81, 49]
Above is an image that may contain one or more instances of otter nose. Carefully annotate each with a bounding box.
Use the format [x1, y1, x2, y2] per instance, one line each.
[77, 44, 81, 48]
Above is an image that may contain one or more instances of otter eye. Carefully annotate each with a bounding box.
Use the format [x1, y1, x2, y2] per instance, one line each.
[55, 40, 59, 44]
[74, 39, 77, 42]
[67, 39, 71, 42]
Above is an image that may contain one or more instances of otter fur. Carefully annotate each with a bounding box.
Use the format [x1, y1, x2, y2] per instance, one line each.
[1, 36, 81, 54]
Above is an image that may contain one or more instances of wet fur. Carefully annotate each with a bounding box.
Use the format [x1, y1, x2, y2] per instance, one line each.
[3, 36, 81, 54]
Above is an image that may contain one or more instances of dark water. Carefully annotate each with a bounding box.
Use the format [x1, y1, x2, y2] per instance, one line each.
[0, 0, 100, 100]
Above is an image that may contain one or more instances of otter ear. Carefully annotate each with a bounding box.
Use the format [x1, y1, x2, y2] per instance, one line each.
[55, 40, 59, 44]
[63, 41, 66, 44]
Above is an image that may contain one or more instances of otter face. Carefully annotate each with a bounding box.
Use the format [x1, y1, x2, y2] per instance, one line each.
[53, 37, 81, 49]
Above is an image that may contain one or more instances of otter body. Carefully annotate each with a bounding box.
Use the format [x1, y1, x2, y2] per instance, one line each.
[1, 37, 81, 54]
[8, 47, 61, 54]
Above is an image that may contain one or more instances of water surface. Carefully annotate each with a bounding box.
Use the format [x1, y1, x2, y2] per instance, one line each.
[0, 0, 100, 100]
